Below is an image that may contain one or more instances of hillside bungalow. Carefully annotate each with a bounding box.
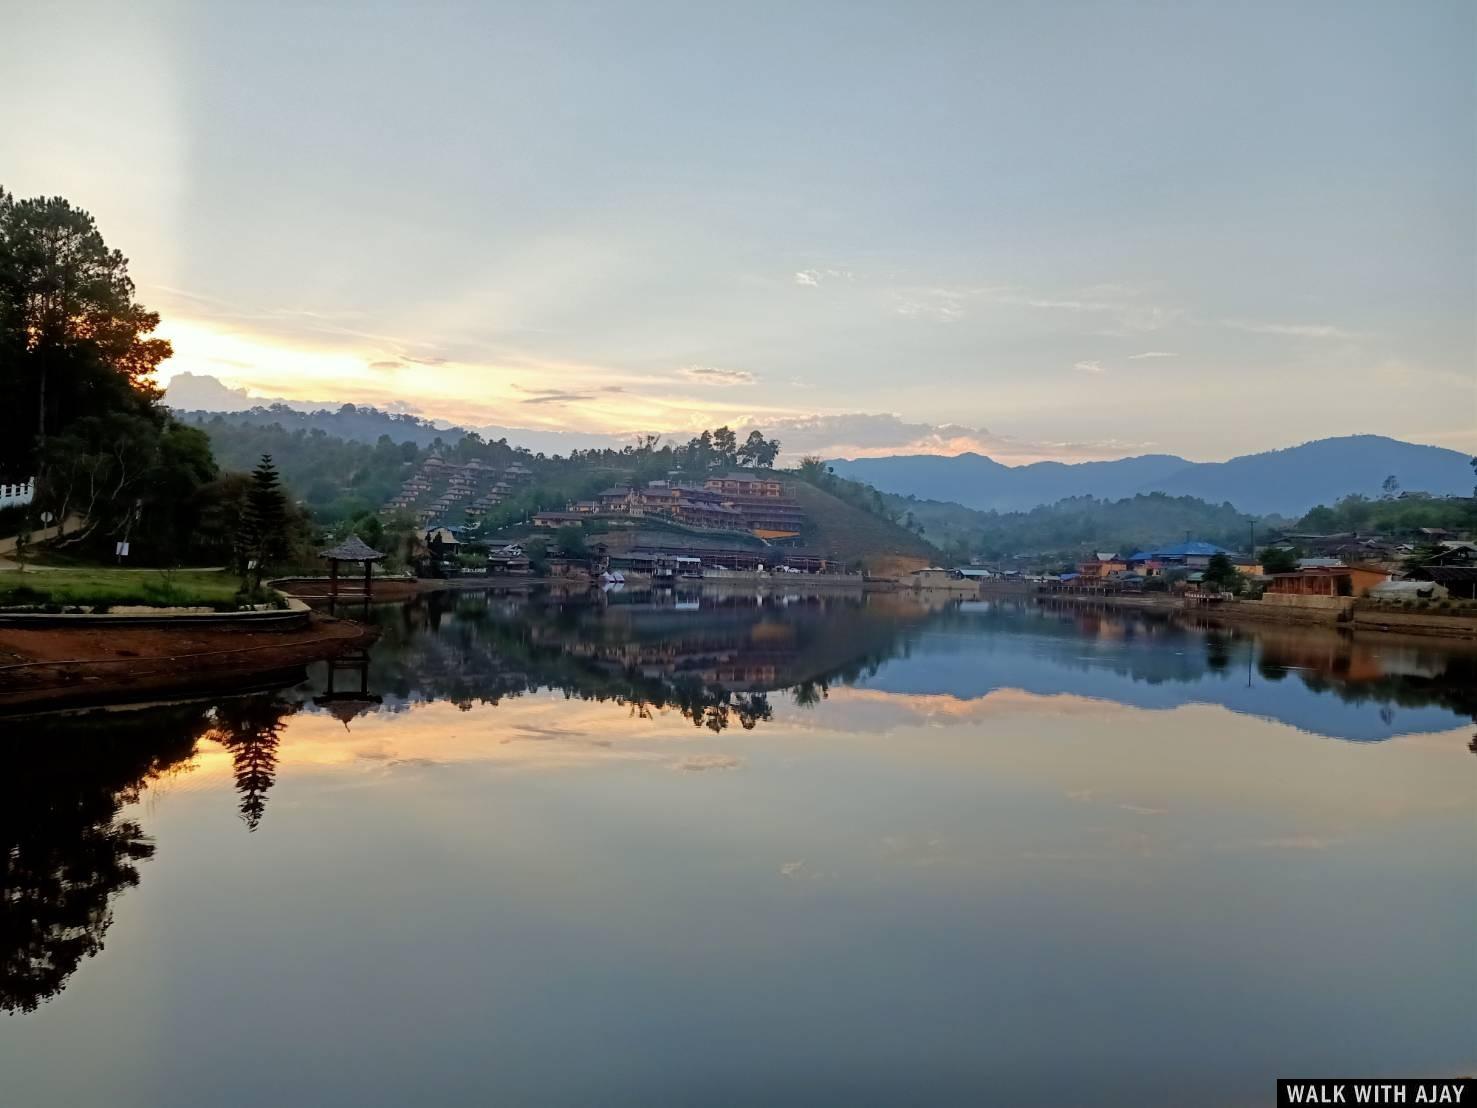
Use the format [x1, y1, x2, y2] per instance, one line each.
[487, 544, 531, 575]
[1265, 564, 1390, 598]
[532, 511, 587, 529]
[425, 526, 463, 551]
[599, 486, 639, 512]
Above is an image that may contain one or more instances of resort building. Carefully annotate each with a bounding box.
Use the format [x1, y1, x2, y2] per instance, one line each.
[704, 473, 784, 499]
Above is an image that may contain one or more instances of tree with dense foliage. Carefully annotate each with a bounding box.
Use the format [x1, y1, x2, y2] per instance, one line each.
[554, 525, 588, 558]
[0, 189, 172, 463]
[737, 429, 781, 468]
[1296, 490, 1476, 537]
[711, 426, 737, 467]
[240, 455, 287, 587]
[1260, 546, 1299, 574]
[1203, 552, 1243, 594]
[0, 189, 228, 562]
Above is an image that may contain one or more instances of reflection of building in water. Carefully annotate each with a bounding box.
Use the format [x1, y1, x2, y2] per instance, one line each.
[314, 651, 383, 729]
[344, 591, 938, 731]
[308, 590, 1477, 742]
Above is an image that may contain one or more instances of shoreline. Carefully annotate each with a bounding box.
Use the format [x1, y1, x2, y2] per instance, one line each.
[0, 611, 378, 713]
[1036, 591, 1477, 640]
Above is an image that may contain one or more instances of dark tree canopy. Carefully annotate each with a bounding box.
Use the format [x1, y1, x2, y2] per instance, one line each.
[0, 189, 172, 467]
[0, 188, 230, 563]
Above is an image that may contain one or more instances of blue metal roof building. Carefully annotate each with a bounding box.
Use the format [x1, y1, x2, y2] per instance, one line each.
[1129, 541, 1231, 561]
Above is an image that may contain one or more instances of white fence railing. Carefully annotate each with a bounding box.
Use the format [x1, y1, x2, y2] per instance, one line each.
[0, 478, 35, 511]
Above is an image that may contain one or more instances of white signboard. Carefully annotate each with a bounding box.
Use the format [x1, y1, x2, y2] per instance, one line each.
[115, 541, 130, 557]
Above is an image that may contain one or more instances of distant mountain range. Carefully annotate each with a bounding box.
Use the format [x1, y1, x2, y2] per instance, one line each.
[164, 373, 1472, 519]
[828, 436, 1474, 517]
[164, 372, 632, 455]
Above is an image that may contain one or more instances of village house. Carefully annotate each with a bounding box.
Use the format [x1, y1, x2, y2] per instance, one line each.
[1265, 564, 1390, 598]
[1126, 541, 1231, 576]
[1076, 552, 1128, 578]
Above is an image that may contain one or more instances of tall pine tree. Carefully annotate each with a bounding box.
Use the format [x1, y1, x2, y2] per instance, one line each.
[241, 454, 286, 588]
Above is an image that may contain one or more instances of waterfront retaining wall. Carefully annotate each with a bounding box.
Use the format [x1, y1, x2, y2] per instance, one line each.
[1258, 594, 1355, 614]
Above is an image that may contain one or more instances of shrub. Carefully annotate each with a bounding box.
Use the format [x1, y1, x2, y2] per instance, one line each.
[0, 584, 47, 606]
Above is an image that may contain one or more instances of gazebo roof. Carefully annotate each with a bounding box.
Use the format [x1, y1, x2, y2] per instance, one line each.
[319, 534, 386, 562]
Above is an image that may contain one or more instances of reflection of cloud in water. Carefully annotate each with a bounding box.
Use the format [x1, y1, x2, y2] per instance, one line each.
[803, 686, 1138, 734]
[1257, 835, 1341, 850]
[268, 697, 753, 776]
[671, 754, 741, 772]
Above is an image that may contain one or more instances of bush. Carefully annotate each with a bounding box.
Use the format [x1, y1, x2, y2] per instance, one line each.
[0, 584, 47, 606]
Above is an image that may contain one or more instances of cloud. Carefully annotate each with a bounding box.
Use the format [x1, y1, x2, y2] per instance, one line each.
[887, 283, 1180, 334]
[894, 290, 965, 322]
[756, 411, 1144, 463]
[779, 860, 806, 877]
[1127, 350, 1176, 360]
[519, 389, 597, 405]
[679, 365, 757, 386]
[513, 384, 627, 406]
[1073, 360, 1106, 374]
[1225, 320, 1362, 340]
[793, 267, 854, 287]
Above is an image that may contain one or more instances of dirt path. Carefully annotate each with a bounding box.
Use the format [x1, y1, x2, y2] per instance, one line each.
[0, 514, 88, 567]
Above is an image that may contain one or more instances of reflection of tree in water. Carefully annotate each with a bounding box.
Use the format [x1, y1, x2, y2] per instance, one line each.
[1, 694, 302, 1014]
[354, 591, 924, 733]
[1021, 600, 1477, 730]
[0, 707, 205, 1014]
[204, 699, 299, 832]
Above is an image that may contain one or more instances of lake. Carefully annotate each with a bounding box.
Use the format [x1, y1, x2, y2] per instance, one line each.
[3, 589, 1474, 1106]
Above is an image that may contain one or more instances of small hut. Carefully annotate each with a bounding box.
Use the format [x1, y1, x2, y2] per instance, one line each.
[319, 534, 386, 600]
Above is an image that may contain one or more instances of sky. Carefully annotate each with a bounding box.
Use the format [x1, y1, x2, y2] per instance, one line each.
[3, 0, 1473, 463]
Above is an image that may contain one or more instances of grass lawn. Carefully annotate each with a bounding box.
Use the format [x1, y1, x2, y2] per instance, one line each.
[0, 566, 266, 610]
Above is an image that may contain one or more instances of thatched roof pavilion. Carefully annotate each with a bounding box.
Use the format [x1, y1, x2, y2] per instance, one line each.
[319, 534, 385, 599]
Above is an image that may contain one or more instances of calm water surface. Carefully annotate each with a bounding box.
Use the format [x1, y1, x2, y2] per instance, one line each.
[3, 591, 1474, 1106]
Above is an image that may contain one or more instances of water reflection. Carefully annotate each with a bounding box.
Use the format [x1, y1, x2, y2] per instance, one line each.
[2, 589, 1472, 1022]
[344, 590, 1477, 743]
[0, 708, 199, 1013]
[355, 590, 931, 732]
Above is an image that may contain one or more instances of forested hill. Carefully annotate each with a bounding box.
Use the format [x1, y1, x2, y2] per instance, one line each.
[184, 412, 938, 569]
[829, 435, 1474, 517]
[891, 492, 1265, 561]
[172, 403, 467, 450]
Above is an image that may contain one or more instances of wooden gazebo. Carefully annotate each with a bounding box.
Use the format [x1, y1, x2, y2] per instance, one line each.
[319, 534, 386, 600]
